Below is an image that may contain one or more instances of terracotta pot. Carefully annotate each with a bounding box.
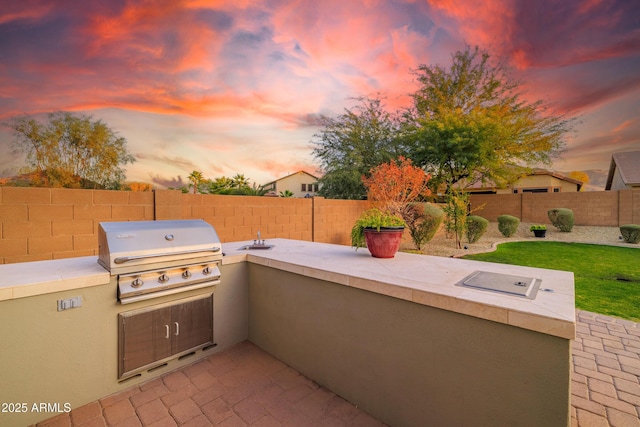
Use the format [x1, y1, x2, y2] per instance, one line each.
[364, 227, 404, 258]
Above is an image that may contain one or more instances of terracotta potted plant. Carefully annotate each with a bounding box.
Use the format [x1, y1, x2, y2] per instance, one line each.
[351, 208, 406, 258]
[530, 224, 547, 238]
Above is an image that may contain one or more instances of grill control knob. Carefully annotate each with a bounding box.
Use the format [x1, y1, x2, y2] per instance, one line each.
[182, 270, 192, 279]
[202, 266, 211, 275]
[158, 274, 169, 283]
[131, 278, 143, 288]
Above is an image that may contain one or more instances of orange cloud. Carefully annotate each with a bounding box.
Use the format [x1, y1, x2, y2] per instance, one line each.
[613, 119, 638, 134]
[0, 1, 54, 25]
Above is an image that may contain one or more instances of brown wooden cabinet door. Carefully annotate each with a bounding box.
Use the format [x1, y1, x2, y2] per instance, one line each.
[119, 307, 172, 377]
[171, 295, 213, 354]
[118, 294, 214, 378]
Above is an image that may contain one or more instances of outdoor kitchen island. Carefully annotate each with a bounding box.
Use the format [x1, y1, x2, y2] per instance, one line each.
[0, 238, 575, 427]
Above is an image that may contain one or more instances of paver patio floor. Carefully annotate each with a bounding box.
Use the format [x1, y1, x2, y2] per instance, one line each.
[34, 310, 640, 427]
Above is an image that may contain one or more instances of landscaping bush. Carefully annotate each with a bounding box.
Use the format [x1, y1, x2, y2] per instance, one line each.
[497, 215, 520, 237]
[620, 224, 640, 244]
[404, 203, 444, 249]
[466, 215, 489, 243]
[548, 208, 574, 232]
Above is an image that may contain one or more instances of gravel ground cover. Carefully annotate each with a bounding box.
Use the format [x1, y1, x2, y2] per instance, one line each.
[404, 222, 639, 258]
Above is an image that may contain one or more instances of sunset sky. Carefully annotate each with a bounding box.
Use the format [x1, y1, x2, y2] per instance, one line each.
[1, 0, 639, 189]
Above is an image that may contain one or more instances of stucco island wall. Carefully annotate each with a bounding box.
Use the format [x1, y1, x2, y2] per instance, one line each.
[0, 261, 248, 426]
[248, 264, 572, 427]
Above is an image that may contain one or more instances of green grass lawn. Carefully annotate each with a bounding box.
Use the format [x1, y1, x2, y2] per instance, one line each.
[462, 241, 640, 321]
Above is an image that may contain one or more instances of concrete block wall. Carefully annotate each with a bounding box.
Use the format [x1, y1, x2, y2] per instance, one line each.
[619, 189, 640, 225]
[471, 189, 638, 227]
[163, 191, 314, 243]
[312, 197, 371, 245]
[2, 187, 639, 264]
[0, 187, 154, 264]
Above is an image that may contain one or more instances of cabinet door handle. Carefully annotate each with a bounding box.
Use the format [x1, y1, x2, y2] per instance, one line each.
[174, 322, 180, 336]
[165, 325, 170, 339]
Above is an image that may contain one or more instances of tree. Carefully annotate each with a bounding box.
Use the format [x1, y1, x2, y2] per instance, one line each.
[205, 176, 234, 194]
[406, 46, 574, 192]
[231, 173, 250, 190]
[7, 111, 135, 189]
[568, 171, 589, 191]
[125, 182, 153, 191]
[404, 46, 574, 248]
[362, 157, 431, 219]
[240, 183, 268, 196]
[311, 95, 407, 199]
[279, 190, 294, 197]
[188, 170, 204, 194]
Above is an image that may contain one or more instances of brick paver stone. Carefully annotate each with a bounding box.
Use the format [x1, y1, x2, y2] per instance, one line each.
[136, 399, 170, 425]
[169, 398, 203, 424]
[181, 414, 213, 427]
[70, 401, 102, 425]
[102, 398, 136, 426]
[233, 398, 269, 424]
[608, 407, 640, 427]
[575, 408, 609, 427]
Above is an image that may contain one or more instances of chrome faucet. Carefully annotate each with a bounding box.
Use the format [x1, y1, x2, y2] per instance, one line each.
[253, 230, 265, 246]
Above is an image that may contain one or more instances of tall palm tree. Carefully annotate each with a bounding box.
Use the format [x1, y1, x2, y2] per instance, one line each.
[188, 170, 204, 194]
[231, 173, 250, 189]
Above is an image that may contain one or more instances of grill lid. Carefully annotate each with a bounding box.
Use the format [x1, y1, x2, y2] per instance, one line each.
[98, 220, 222, 274]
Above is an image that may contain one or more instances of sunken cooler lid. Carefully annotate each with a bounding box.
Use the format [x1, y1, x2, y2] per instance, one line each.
[98, 220, 222, 274]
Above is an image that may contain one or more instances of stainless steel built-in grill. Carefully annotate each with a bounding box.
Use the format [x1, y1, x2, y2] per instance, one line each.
[98, 220, 222, 304]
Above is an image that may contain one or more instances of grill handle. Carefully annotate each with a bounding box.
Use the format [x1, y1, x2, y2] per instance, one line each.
[113, 247, 221, 264]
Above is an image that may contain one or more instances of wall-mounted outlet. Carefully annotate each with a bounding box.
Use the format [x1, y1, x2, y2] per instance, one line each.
[57, 296, 82, 311]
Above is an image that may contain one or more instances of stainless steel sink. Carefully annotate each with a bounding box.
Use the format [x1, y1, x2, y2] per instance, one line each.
[238, 244, 274, 250]
[456, 271, 541, 299]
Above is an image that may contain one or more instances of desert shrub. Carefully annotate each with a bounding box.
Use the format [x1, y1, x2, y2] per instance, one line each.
[620, 224, 640, 244]
[404, 203, 444, 249]
[466, 215, 489, 243]
[497, 215, 520, 237]
[548, 208, 574, 232]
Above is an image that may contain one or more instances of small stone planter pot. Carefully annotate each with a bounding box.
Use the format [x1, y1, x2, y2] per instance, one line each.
[364, 227, 404, 258]
[533, 229, 547, 238]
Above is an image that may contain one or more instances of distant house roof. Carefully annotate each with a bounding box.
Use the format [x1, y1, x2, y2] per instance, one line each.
[531, 170, 584, 190]
[463, 169, 583, 191]
[605, 151, 640, 190]
[263, 170, 319, 187]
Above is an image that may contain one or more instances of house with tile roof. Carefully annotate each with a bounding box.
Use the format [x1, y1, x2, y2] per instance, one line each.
[464, 169, 583, 194]
[262, 171, 321, 198]
[605, 151, 640, 190]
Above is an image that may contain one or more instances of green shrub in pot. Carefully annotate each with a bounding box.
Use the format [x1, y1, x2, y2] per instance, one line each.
[620, 224, 640, 244]
[351, 208, 406, 249]
[497, 215, 520, 237]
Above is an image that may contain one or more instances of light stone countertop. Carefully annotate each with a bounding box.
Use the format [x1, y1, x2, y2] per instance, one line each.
[0, 238, 575, 339]
[0, 256, 110, 301]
